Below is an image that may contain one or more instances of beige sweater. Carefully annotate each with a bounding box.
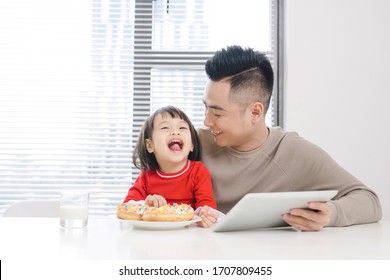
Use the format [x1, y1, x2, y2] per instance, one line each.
[199, 127, 382, 227]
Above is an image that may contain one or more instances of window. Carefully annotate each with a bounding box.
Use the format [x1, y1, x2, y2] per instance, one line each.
[0, 0, 281, 216]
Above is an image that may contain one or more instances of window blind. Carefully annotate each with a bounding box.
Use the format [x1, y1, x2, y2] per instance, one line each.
[0, 0, 280, 217]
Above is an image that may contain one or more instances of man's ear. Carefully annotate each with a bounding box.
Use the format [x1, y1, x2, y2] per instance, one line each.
[145, 139, 154, 153]
[250, 102, 264, 123]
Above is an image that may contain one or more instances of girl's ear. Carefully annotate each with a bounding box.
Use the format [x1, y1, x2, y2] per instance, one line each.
[145, 139, 154, 153]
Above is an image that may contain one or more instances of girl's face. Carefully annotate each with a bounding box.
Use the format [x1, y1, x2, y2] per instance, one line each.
[145, 114, 194, 173]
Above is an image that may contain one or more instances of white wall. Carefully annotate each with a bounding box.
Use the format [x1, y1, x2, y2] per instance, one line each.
[284, 0, 390, 220]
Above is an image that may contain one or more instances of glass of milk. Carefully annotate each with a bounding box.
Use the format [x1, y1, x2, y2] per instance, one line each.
[59, 191, 89, 228]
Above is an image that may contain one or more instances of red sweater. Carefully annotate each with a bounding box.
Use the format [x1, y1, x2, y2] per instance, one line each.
[123, 160, 216, 210]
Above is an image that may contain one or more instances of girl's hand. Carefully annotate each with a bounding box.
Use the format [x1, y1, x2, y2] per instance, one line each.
[145, 194, 167, 207]
[197, 206, 219, 228]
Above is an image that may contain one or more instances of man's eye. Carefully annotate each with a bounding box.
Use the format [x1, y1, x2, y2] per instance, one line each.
[211, 109, 222, 117]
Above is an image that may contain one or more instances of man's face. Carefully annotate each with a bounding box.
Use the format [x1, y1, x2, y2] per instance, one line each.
[203, 80, 256, 151]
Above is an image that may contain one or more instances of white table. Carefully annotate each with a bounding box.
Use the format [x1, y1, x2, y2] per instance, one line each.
[1, 217, 389, 260]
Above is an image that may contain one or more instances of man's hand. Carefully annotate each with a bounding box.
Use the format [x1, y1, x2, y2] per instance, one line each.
[282, 202, 332, 231]
[145, 194, 167, 207]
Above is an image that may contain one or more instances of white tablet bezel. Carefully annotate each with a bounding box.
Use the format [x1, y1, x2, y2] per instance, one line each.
[213, 190, 338, 232]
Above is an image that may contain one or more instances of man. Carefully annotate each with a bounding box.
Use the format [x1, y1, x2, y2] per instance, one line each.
[199, 45, 382, 231]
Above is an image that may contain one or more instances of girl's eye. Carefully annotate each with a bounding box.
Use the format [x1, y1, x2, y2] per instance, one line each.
[180, 127, 188, 130]
[161, 127, 169, 130]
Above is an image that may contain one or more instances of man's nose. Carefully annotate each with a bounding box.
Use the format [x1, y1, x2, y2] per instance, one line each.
[203, 111, 213, 128]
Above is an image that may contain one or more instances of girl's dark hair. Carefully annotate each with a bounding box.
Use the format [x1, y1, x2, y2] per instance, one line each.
[132, 106, 202, 171]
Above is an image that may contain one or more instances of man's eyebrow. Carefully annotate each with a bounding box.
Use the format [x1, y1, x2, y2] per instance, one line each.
[202, 100, 226, 111]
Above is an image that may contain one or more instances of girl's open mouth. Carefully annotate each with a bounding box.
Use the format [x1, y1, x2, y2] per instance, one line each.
[168, 139, 183, 151]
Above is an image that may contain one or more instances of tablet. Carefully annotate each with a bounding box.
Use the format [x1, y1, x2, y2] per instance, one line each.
[213, 190, 338, 232]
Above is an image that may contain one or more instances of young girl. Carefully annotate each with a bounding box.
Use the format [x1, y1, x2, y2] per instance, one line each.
[123, 106, 219, 227]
